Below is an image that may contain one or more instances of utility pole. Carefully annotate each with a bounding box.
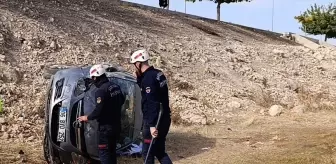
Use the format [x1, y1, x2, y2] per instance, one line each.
[167, 0, 169, 10]
[272, 0, 274, 31]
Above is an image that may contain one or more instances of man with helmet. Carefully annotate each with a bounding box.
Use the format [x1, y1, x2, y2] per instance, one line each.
[77, 64, 125, 164]
[130, 49, 173, 164]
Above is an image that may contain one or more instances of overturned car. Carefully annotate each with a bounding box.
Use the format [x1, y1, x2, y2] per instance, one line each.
[43, 64, 143, 164]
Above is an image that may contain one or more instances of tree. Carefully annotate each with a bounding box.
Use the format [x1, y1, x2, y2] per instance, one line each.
[294, 3, 336, 42]
[186, 0, 252, 21]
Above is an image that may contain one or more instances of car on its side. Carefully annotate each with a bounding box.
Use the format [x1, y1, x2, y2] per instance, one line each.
[43, 64, 143, 164]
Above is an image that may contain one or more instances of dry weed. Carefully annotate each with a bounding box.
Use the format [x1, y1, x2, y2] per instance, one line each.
[201, 98, 213, 109]
[297, 86, 336, 111]
[249, 86, 276, 108]
[170, 107, 192, 126]
[167, 75, 194, 91]
[174, 81, 194, 91]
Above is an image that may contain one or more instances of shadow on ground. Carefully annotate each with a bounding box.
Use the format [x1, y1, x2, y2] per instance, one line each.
[166, 132, 216, 161]
[118, 131, 216, 164]
[0, 130, 215, 164]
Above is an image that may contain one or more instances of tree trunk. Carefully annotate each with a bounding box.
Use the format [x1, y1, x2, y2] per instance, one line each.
[217, 3, 221, 21]
[325, 34, 328, 42]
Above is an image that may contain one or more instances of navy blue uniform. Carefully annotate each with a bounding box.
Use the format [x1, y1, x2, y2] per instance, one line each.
[87, 77, 125, 164]
[136, 66, 172, 164]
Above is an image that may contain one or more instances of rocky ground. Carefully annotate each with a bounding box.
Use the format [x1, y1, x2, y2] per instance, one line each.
[3, 111, 336, 164]
[0, 0, 336, 163]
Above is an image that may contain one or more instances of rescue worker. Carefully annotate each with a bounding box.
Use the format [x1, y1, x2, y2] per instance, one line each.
[78, 64, 125, 164]
[129, 49, 173, 164]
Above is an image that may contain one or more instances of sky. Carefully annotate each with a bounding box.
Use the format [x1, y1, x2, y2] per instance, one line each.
[123, 0, 336, 45]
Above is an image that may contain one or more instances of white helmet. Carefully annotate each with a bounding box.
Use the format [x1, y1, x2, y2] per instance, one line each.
[130, 49, 150, 64]
[89, 64, 106, 78]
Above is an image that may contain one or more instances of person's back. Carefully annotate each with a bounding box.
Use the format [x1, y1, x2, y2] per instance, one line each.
[78, 64, 125, 164]
[95, 81, 124, 131]
[140, 67, 171, 121]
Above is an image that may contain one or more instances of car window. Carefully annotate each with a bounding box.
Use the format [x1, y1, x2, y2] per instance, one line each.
[74, 75, 138, 147]
[74, 77, 89, 96]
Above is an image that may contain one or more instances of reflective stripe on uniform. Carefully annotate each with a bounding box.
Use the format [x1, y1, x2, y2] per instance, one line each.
[98, 144, 108, 149]
[144, 139, 152, 144]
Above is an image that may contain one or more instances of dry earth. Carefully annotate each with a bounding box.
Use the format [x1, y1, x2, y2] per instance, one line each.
[0, 0, 336, 163]
[3, 111, 336, 164]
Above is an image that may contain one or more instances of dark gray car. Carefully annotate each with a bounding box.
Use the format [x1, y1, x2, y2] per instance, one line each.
[43, 64, 143, 164]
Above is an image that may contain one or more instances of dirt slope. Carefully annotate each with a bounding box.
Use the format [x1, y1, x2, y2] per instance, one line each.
[0, 0, 336, 163]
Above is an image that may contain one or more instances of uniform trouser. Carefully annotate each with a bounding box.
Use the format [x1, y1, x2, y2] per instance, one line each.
[98, 124, 118, 164]
[142, 117, 173, 164]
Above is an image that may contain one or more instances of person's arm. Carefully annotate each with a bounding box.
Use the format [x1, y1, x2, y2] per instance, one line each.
[157, 71, 168, 89]
[143, 76, 161, 127]
[87, 89, 105, 120]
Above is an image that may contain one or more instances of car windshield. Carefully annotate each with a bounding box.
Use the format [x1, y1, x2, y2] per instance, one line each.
[108, 76, 137, 145]
[73, 74, 139, 148]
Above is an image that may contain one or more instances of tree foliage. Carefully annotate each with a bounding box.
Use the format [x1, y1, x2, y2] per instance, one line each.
[186, 0, 252, 21]
[294, 3, 336, 41]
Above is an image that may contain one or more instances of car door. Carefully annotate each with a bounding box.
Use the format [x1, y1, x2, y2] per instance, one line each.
[83, 84, 99, 158]
[82, 75, 142, 159]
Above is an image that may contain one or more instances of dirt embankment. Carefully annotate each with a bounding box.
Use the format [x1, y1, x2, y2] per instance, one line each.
[0, 0, 336, 163]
